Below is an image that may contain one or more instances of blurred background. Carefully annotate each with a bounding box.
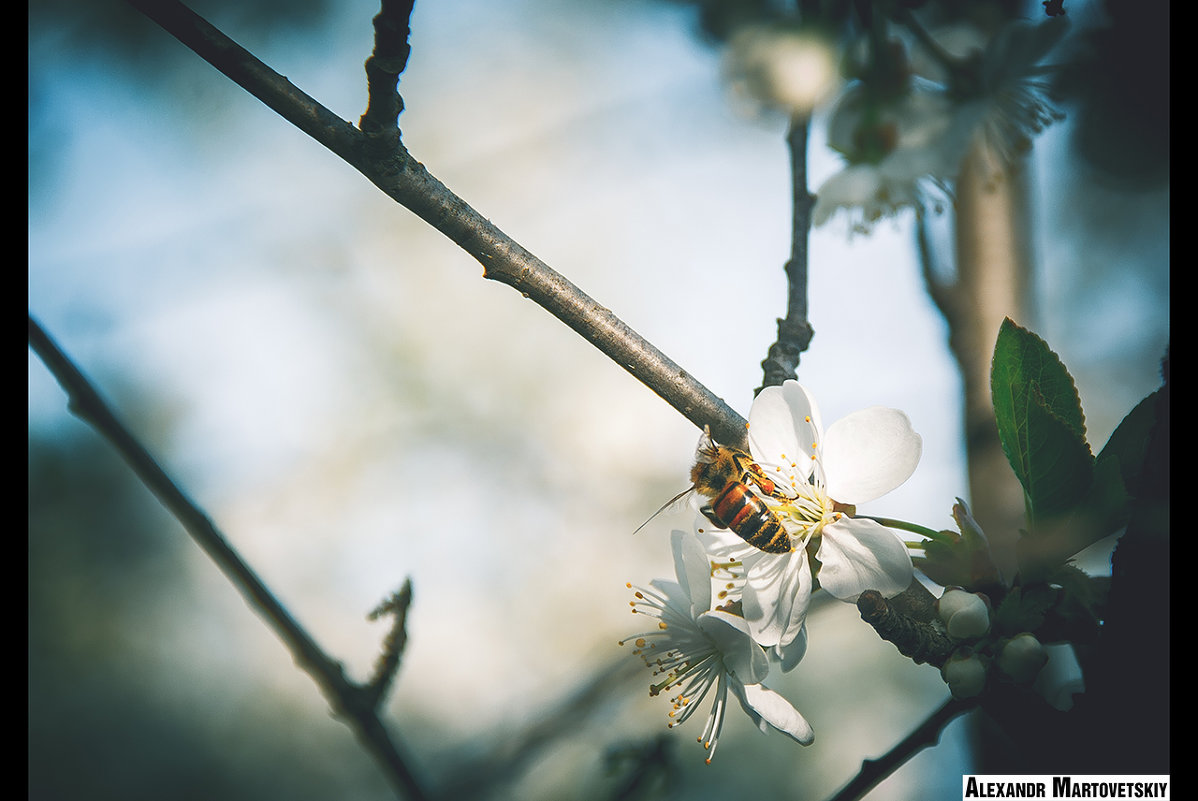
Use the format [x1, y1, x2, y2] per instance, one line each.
[28, 0, 1167, 799]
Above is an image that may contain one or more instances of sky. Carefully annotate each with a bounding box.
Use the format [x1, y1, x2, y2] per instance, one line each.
[28, 0, 1168, 799]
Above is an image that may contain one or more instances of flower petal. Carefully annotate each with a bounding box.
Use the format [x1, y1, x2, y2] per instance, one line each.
[821, 406, 922, 504]
[733, 682, 815, 745]
[747, 380, 822, 485]
[816, 517, 913, 601]
[698, 610, 770, 685]
[670, 529, 713, 614]
[741, 548, 812, 647]
[774, 624, 808, 672]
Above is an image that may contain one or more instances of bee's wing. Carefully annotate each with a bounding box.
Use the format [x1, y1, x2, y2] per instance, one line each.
[633, 487, 695, 536]
[692, 425, 718, 464]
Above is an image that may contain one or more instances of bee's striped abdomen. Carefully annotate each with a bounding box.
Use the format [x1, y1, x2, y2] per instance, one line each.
[705, 483, 792, 554]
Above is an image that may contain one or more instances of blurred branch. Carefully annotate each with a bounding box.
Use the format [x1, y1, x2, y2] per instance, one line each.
[123, 0, 750, 448]
[28, 314, 429, 801]
[436, 656, 644, 801]
[758, 114, 815, 394]
[366, 578, 414, 707]
[914, 141, 1031, 576]
[824, 697, 975, 801]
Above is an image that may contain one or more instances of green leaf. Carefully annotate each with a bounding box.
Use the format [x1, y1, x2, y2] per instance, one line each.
[1096, 389, 1160, 501]
[1016, 390, 1161, 579]
[991, 584, 1056, 635]
[991, 318, 1094, 522]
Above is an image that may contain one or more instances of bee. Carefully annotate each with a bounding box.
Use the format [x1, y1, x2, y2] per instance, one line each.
[638, 428, 793, 554]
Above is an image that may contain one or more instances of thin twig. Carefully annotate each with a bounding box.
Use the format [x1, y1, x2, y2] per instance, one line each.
[28, 314, 429, 801]
[758, 114, 815, 394]
[123, 0, 750, 449]
[366, 578, 414, 707]
[435, 656, 644, 801]
[823, 697, 975, 801]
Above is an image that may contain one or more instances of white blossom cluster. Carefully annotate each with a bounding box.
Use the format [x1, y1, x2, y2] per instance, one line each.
[721, 15, 1070, 234]
[622, 381, 922, 761]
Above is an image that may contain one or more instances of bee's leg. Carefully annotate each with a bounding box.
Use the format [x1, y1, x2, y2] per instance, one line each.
[745, 464, 776, 496]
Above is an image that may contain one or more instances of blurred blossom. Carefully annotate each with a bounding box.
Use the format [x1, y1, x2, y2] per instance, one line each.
[722, 24, 841, 118]
[813, 16, 1068, 231]
[947, 16, 1070, 181]
[814, 81, 956, 231]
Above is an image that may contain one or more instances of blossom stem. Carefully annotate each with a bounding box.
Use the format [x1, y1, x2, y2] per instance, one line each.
[857, 515, 953, 544]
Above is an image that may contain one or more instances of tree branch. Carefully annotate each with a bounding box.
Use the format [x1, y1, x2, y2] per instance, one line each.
[124, 0, 750, 449]
[28, 314, 429, 801]
[360, 0, 415, 147]
[824, 697, 975, 801]
[758, 114, 815, 394]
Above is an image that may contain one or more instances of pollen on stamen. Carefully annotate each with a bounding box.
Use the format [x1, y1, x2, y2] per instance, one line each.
[659, 622, 668, 630]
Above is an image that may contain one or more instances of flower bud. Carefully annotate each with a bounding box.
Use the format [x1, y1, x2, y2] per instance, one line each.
[941, 649, 988, 699]
[997, 633, 1049, 684]
[937, 588, 991, 640]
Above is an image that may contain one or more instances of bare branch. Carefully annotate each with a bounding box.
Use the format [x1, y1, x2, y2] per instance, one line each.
[758, 115, 815, 394]
[28, 314, 430, 801]
[435, 656, 644, 801]
[360, 0, 415, 147]
[123, 0, 750, 448]
[823, 697, 975, 801]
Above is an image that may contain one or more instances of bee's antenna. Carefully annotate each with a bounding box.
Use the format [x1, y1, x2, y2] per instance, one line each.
[633, 487, 694, 535]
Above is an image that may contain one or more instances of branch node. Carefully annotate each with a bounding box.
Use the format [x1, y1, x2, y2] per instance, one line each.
[858, 588, 954, 667]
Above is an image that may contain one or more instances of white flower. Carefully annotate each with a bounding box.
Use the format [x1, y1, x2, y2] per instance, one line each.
[813, 17, 1068, 230]
[813, 81, 956, 232]
[723, 24, 841, 118]
[621, 529, 814, 762]
[698, 381, 920, 652]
